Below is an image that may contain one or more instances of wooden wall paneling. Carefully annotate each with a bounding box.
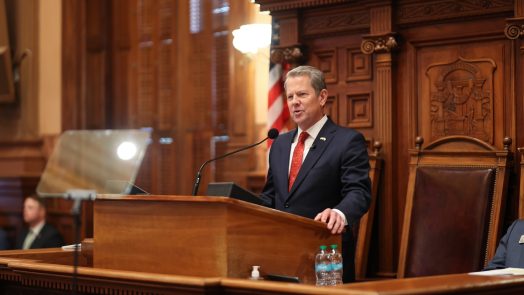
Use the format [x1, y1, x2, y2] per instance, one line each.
[135, 0, 157, 128]
[124, 0, 180, 195]
[184, 0, 214, 195]
[270, 10, 299, 46]
[157, 0, 176, 132]
[155, 0, 177, 194]
[218, 0, 258, 187]
[110, 0, 131, 129]
[85, 0, 110, 130]
[174, 0, 194, 195]
[396, 0, 513, 27]
[62, 0, 85, 131]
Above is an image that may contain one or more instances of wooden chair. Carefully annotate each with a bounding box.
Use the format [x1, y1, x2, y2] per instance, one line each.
[397, 136, 512, 278]
[519, 147, 524, 219]
[354, 141, 383, 280]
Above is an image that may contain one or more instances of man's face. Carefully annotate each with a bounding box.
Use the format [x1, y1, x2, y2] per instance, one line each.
[286, 75, 327, 131]
[23, 198, 44, 225]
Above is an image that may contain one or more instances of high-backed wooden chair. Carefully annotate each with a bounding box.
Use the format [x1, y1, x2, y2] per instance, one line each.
[397, 136, 512, 278]
[354, 141, 383, 280]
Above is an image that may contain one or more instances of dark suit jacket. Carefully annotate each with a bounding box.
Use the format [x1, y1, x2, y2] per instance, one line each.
[0, 228, 9, 250]
[260, 118, 371, 282]
[16, 223, 64, 249]
[486, 220, 524, 270]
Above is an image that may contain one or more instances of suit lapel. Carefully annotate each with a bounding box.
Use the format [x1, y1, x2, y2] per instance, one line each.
[276, 130, 296, 197]
[287, 120, 337, 199]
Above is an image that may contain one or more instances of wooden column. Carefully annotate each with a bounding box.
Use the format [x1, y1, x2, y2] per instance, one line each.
[361, 3, 398, 277]
[506, 0, 524, 218]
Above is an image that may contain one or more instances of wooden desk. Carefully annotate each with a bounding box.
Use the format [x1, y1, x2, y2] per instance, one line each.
[1, 248, 524, 294]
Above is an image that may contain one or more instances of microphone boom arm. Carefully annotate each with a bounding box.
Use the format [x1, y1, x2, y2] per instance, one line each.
[191, 136, 269, 196]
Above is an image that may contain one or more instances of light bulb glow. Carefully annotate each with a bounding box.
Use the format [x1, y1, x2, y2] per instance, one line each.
[117, 141, 137, 160]
[232, 24, 271, 54]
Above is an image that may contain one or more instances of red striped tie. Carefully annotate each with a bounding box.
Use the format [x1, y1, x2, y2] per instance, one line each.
[289, 132, 309, 191]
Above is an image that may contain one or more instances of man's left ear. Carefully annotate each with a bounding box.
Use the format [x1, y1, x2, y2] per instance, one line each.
[319, 89, 328, 107]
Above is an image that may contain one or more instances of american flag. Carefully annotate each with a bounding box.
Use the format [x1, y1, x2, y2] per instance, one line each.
[267, 21, 290, 146]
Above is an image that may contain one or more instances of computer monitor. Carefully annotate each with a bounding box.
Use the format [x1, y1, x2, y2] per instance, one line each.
[206, 182, 264, 206]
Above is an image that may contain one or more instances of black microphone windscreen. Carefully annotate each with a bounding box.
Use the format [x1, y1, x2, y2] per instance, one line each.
[267, 128, 279, 139]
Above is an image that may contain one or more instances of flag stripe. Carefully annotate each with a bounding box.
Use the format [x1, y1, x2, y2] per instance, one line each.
[268, 61, 290, 147]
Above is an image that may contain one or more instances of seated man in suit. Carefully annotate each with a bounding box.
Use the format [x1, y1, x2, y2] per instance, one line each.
[16, 194, 64, 249]
[0, 228, 9, 250]
[485, 219, 524, 269]
[260, 65, 371, 282]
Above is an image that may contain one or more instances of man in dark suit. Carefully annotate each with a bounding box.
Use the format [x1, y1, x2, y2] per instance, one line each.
[16, 195, 64, 249]
[260, 65, 371, 282]
[485, 219, 524, 269]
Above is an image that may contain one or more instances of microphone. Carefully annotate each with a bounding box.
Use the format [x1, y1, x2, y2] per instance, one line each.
[192, 128, 279, 196]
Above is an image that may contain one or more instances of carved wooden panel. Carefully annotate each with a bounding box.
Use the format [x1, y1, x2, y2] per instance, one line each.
[325, 94, 339, 123]
[425, 57, 495, 143]
[302, 6, 369, 36]
[312, 49, 337, 84]
[417, 41, 507, 146]
[346, 48, 372, 82]
[396, 0, 513, 26]
[347, 92, 373, 128]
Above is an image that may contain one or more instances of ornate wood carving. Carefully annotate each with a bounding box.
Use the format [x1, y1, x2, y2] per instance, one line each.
[302, 9, 369, 36]
[505, 18, 524, 39]
[269, 45, 305, 67]
[347, 92, 373, 128]
[361, 33, 399, 55]
[425, 57, 496, 143]
[396, 0, 513, 25]
[256, 0, 350, 12]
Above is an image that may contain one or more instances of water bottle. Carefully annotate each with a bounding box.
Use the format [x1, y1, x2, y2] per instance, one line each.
[328, 244, 343, 285]
[315, 245, 330, 286]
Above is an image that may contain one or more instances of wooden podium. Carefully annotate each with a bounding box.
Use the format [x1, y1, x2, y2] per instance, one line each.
[93, 195, 340, 284]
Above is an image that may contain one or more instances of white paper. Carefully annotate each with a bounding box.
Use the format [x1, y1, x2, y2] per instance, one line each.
[469, 268, 524, 276]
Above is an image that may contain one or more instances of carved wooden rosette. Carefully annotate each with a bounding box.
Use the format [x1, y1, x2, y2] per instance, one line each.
[505, 18, 524, 39]
[361, 33, 399, 55]
[269, 45, 306, 68]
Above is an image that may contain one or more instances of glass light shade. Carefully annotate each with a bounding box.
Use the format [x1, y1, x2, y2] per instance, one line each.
[232, 24, 271, 54]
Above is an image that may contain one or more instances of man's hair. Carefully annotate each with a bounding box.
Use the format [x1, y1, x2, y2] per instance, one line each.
[284, 65, 327, 96]
[26, 194, 46, 209]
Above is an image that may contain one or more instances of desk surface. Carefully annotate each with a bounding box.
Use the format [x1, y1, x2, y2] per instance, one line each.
[1, 248, 524, 295]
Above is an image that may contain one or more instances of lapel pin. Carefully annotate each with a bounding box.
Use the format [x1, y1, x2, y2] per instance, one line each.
[519, 235, 524, 244]
[320, 137, 326, 141]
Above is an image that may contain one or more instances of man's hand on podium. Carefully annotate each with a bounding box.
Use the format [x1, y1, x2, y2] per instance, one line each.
[314, 208, 345, 234]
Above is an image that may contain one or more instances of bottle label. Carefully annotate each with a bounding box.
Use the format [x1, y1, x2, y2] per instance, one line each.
[331, 263, 343, 271]
[315, 264, 331, 272]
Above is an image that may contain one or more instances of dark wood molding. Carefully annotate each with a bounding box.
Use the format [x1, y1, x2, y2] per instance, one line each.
[256, 0, 350, 12]
[396, 0, 513, 26]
